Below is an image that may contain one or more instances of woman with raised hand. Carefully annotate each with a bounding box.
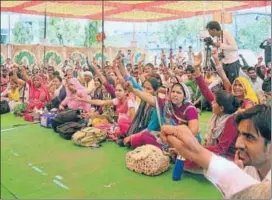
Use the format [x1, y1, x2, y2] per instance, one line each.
[183, 52, 240, 174]
[46, 75, 66, 110]
[213, 51, 259, 110]
[122, 77, 161, 148]
[125, 74, 200, 142]
[84, 58, 116, 124]
[11, 66, 50, 112]
[75, 80, 138, 141]
[59, 78, 90, 112]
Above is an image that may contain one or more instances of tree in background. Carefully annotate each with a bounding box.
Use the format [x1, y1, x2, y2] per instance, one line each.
[84, 20, 102, 47]
[159, 17, 204, 49]
[237, 16, 271, 53]
[159, 21, 186, 48]
[12, 22, 34, 44]
[47, 17, 84, 46]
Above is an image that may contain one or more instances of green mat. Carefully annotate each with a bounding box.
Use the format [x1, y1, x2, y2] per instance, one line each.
[1, 112, 222, 199]
[1, 113, 30, 130]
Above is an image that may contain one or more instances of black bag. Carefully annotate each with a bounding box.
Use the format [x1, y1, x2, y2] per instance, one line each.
[56, 122, 86, 140]
[0, 100, 10, 114]
[51, 110, 81, 132]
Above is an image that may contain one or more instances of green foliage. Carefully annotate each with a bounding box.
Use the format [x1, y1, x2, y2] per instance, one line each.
[159, 17, 204, 48]
[12, 22, 34, 44]
[236, 17, 271, 53]
[47, 17, 84, 46]
[1, 55, 5, 65]
[45, 52, 61, 65]
[14, 51, 34, 65]
[84, 20, 102, 47]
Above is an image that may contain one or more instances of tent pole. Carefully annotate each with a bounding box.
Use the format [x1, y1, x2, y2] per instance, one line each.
[8, 12, 11, 44]
[43, 1, 47, 69]
[8, 12, 11, 59]
[102, 0, 105, 68]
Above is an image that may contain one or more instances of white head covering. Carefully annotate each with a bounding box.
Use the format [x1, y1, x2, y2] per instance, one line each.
[180, 82, 192, 103]
[65, 65, 73, 74]
[83, 71, 93, 77]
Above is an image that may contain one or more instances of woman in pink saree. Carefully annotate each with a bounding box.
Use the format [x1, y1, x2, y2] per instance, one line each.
[59, 78, 91, 112]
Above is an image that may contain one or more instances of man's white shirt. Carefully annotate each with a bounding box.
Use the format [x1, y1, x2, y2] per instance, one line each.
[219, 31, 239, 64]
[203, 154, 271, 199]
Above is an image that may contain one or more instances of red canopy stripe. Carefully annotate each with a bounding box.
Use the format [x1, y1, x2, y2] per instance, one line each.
[1, 1, 270, 22]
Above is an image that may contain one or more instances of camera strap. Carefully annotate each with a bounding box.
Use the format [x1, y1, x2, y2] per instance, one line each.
[220, 31, 224, 55]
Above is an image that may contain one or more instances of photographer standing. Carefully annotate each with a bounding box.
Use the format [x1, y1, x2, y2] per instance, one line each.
[206, 21, 240, 84]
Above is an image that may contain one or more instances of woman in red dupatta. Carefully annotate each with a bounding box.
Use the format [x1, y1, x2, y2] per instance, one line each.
[26, 75, 50, 111]
[11, 67, 50, 112]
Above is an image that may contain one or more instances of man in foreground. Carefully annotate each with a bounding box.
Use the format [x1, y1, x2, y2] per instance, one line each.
[161, 104, 271, 198]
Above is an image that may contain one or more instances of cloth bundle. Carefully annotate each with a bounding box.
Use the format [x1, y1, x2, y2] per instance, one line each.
[72, 127, 107, 147]
[126, 145, 170, 176]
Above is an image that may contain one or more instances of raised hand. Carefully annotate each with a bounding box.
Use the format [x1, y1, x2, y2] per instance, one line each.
[92, 57, 97, 67]
[194, 52, 202, 67]
[117, 55, 123, 64]
[124, 81, 133, 93]
[138, 53, 146, 64]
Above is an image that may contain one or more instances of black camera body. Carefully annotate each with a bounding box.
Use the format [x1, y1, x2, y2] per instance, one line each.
[204, 37, 214, 46]
[218, 51, 225, 60]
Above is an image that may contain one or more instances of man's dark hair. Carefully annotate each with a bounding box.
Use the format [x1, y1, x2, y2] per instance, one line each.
[185, 65, 194, 73]
[247, 67, 255, 73]
[151, 73, 162, 86]
[215, 90, 241, 114]
[145, 63, 154, 69]
[235, 104, 271, 142]
[126, 63, 132, 68]
[53, 71, 60, 77]
[206, 21, 221, 31]
[54, 76, 62, 82]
